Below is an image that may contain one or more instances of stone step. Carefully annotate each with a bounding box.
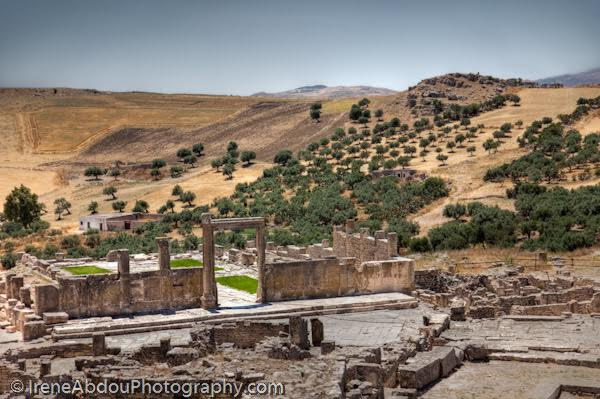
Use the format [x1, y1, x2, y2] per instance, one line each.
[52, 299, 418, 340]
[489, 350, 600, 368]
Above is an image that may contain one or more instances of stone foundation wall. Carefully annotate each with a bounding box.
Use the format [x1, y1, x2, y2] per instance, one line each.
[56, 267, 203, 318]
[212, 321, 288, 348]
[264, 257, 414, 301]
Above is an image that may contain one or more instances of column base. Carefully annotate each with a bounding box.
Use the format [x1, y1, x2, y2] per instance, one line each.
[201, 294, 217, 310]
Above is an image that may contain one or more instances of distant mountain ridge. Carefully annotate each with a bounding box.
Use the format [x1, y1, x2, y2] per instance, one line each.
[251, 85, 397, 99]
[537, 67, 600, 87]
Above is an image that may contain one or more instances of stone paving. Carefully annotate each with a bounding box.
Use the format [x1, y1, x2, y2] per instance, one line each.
[422, 361, 600, 399]
[98, 307, 432, 352]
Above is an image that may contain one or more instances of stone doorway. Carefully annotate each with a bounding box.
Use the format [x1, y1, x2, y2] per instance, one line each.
[200, 214, 266, 309]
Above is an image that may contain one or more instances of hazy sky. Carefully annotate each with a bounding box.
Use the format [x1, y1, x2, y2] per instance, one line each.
[1, 0, 599, 95]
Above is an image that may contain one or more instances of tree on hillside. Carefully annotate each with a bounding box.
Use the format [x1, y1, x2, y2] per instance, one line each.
[112, 200, 127, 213]
[176, 148, 192, 161]
[223, 163, 235, 180]
[274, 150, 293, 166]
[184, 155, 197, 168]
[84, 166, 105, 181]
[180, 191, 196, 207]
[192, 143, 204, 157]
[152, 159, 166, 169]
[358, 116, 369, 127]
[211, 158, 223, 172]
[3, 185, 44, 228]
[109, 168, 121, 181]
[53, 198, 71, 220]
[358, 98, 370, 108]
[170, 165, 184, 178]
[374, 109, 384, 121]
[455, 134, 466, 147]
[310, 102, 322, 111]
[436, 153, 448, 166]
[443, 203, 466, 220]
[500, 122, 512, 133]
[132, 200, 150, 213]
[404, 145, 416, 158]
[397, 156, 411, 169]
[171, 185, 183, 199]
[467, 146, 476, 156]
[87, 201, 98, 215]
[150, 168, 161, 180]
[227, 141, 238, 154]
[241, 151, 256, 166]
[310, 109, 321, 122]
[349, 104, 362, 121]
[446, 141, 456, 153]
[483, 138, 497, 155]
[103, 186, 118, 200]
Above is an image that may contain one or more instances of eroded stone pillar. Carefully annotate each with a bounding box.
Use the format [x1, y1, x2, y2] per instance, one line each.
[201, 213, 217, 309]
[157, 237, 171, 272]
[310, 318, 323, 346]
[19, 287, 31, 308]
[289, 316, 310, 350]
[92, 332, 106, 356]
[117, 249, 131, 311]
[387, 232, 398, 257]
[256, 221, 266, 303]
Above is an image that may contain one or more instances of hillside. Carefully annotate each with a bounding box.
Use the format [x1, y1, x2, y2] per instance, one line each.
[537, 67, 600, 87]
[1, 75, 600, 242]
[251, 85, 397, 99]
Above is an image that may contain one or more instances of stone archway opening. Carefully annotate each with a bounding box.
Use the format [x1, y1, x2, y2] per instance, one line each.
[200, 214, 266, 309]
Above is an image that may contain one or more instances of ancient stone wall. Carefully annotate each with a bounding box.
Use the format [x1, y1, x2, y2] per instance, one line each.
[332, 221, 398, 264]
[212, 321, 288, 348]
[264, 257, 414, 301]
[55, 267, 203, 318]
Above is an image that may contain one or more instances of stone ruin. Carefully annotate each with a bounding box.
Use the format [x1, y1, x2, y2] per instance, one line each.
[3, 217, 600, 397]
[413, 268, 600, 320]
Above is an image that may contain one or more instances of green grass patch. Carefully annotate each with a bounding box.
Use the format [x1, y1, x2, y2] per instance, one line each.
[170, 258, 223, 271]
[216, 275, 258, 294]
[64, 265, 111, 275]
[170, 258, 204, 268]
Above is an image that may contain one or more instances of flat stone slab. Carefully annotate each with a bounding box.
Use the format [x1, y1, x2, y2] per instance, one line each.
[398, 346, 460, 389]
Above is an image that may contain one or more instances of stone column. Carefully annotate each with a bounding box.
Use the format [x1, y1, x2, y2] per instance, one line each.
[387, 232, 398, 257]
[201, 213, 217, 309]
[289, 316, 310, 350]
[310, 318, 324, 346]
[156, 237, 173, 309]
[256, 221, 267, 303]
[117, 249, 131, 312]
[156, 237, 171, 272]
[92, 332, 106, 356]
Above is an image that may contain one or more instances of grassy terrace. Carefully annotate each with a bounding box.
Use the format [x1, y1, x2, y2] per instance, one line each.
[64, 265, 111, 275]
[170, 258, 223, 271]
[216, 275, 258, 294]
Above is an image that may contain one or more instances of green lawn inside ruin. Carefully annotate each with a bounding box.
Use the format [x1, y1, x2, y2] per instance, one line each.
[64, 265, 111, 275]
[170, 258, 223, 271]
[216, 275, 258, 294]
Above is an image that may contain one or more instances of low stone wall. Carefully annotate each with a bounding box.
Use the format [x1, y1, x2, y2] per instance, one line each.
[212, 321, 288, 348]
[55, 267, 203, 318]
[264, 257, 414, 301]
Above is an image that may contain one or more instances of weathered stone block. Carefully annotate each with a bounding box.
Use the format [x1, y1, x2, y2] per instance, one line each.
[289, 316, 310, 350]
[22, 321, 47, 341]
[166, 347, 200, 366]
[42, 312, 69, 324]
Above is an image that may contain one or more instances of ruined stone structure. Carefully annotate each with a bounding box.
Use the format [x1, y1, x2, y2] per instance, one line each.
[264, 257, 414, 301]
[370, 168, 427, 182]
[332, 220, 399, 263]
